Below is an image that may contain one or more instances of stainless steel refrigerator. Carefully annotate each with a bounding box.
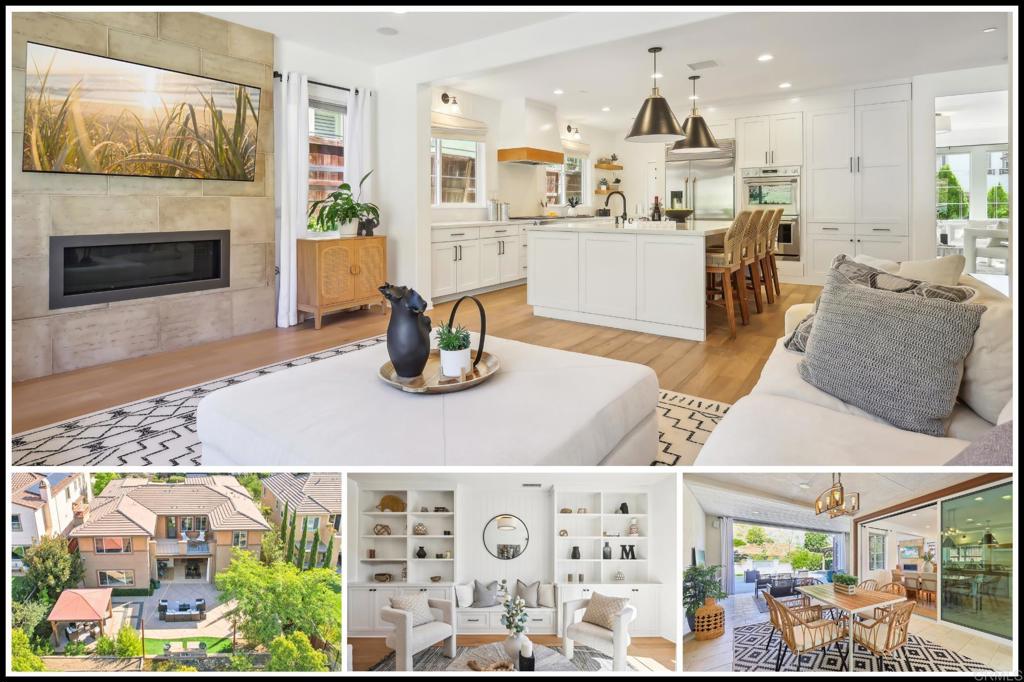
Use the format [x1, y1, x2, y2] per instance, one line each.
[664, 139, 735, 220]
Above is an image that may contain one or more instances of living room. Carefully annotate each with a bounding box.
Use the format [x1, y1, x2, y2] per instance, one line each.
[7, 8, 1015, 468]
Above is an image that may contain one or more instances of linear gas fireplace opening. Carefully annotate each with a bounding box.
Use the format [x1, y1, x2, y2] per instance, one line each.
[49, 231, 231, 309]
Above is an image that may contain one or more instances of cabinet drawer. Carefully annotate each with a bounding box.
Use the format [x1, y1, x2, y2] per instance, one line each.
[479, 225, 519, 239]
[855, 222, 907, 237]
[523, 610, 554, 629]
[807, 222, 854, 236]
[433, 227, 480, 243]
[457, 612, 491, 631]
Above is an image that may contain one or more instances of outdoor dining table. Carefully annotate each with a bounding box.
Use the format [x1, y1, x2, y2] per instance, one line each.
[797, 583, 906, 668]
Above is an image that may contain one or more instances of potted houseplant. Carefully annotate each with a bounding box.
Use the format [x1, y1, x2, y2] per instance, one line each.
[307, 170, 380, 234]
[833, 572, 858, 595]
[500, 591, 529, 661]
[436, 322, 471, 377]
[566, 196, 582, 217]
[683, 564, 726, 632]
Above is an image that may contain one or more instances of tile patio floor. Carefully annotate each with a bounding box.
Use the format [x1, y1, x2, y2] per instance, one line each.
[119, 582, 233, 640]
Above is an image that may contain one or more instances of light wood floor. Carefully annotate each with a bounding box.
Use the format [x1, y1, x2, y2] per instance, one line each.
[12, 283, 820, 433]
[349, 634, 676, 672]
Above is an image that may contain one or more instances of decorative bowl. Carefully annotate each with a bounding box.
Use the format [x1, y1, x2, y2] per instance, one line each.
[430, 576, 443, 583]
[373, 573, 393, 583]
[665, 208, 694, 221]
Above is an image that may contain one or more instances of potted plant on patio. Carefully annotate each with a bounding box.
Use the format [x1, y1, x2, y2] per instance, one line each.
[683, 564, 726, 632]
[833, 572, 858, 595]
[436, 322, 472, 378]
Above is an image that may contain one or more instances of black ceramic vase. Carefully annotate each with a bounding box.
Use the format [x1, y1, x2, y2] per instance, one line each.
[357, 217, 379, 236]
[416, 546, 426, 559]
[571, 546, 581, 560]
[380, 283, 431, 378]
[619, 502, 629, 514]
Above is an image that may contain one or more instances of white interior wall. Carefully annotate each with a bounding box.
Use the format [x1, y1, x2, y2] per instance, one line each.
[650, 474, 679, 641]
[457, 486, 553, 586]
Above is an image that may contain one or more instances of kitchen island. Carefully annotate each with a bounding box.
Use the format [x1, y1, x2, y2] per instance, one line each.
[526, 219, 729, 342]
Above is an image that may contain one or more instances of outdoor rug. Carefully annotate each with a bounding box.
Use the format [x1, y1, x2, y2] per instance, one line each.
[368, 644, 628, 672]
[732, 620, 994, 672]
[12, 335, 727, 466]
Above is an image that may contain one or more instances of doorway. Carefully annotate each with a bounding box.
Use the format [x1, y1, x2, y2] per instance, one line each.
[858, 503, 938, 620]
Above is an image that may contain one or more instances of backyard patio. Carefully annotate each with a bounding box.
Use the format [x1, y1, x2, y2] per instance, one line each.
[129, 583, 234, 641]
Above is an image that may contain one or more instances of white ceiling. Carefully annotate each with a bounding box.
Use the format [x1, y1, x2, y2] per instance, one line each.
[866, 504, 939, 538]
[935, 90, 1009, 145]
[209, 11, 566, 66]
[445, 11, 1010, 131]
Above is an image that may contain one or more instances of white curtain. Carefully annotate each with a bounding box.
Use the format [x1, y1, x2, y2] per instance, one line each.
[274, 72, 309, 328]
[346, 87, 376, 207]
[720, 517, 734, 595]
[833, 532, 847, 574]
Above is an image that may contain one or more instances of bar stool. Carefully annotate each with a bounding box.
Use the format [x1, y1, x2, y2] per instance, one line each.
[764, 208, 784, 297]
[740, 210, 768, 315]
[705, 210, 755, 339]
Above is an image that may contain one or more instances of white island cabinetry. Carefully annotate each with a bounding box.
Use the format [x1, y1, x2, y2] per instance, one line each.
[527, 222, 708, 341]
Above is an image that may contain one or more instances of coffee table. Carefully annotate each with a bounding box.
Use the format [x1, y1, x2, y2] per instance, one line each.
[797, 583, 906, 669]
[446, 642, 576, 672]
[198, 335, 657, 466]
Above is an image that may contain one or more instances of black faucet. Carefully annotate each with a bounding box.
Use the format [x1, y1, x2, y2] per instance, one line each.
[604, 191, 627, 225]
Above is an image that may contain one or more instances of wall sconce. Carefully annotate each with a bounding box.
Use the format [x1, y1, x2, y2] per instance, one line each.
[566, 124, 581, 140]
[440, 92, 461, 114]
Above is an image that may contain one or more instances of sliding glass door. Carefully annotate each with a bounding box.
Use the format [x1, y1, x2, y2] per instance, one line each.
[939, 481, 1013, 639]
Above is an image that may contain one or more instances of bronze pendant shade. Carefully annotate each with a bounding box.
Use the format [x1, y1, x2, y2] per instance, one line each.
[626, 47, 684, 143]
[672, 75, 719, 153]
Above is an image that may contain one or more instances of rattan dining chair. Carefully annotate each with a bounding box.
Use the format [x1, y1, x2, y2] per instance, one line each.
[764, 592, 849, 672]
[853, 600, 916, 671]
[871, 582, 908, 619]
[858, 579, 879, 591]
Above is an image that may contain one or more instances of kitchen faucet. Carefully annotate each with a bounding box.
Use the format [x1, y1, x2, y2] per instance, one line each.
[604, 191, 627, 226]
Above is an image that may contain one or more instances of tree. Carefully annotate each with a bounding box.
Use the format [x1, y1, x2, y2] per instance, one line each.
[215, 549, 342, 650]
[95, 635, 116, 656]
[786, 547, 824, 571]
[295, 522, 309, 570]
[64, 640, 87, 656]
[229, 654, 255, 671]
[24, 535, 84, 597]
[745, 527, 769, 546]
[235, 473, 264, 501]
[987, 183, 1009, 219]
[11, 629, 45, 672]
[280, 500, 289, 541]
[266, 631, 328, 672]
[12, 599, 50, 638]
[114, 624, 142, 657]
[260, 528, 285, 566]
[733, 537, 746, 547]
[803, 532, 831, 554]
[285, 511, 297, 564]
[936, 163, 969, 220]
[91, 472, 121, 497]
[322, 534, 335, 569]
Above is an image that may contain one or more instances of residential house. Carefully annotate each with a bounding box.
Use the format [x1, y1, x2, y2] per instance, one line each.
[70, 474, 270, 589]
[262, 473, 342, 569]
[11, 473, 91, 571]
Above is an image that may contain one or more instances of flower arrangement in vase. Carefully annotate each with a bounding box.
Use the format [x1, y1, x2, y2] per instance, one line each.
[500, 590, 529, 659]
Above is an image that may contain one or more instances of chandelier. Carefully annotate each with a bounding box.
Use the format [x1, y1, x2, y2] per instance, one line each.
[814, 473, 860, 518]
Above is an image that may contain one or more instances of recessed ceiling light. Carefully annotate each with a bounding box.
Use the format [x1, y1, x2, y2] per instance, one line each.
[798, 483, 811, 489]
[966, 518, 973, 522]
[758, 53, 774, 62]
[983, 27, 998, 33]
[688, 95, 699, 100]
[376, 26, 399, 36]
[778, 82, 792, 89]
[601, 106, 611, 112]
[976, 522, 983, 526]
[651, 72, 663, 79]
[974, 496, 984, 501]
[1001, 494, 1011, 499]
[553, 89, 564, 95]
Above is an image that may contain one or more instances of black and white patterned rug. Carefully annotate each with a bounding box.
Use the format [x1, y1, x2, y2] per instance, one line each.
[12, 336, 727, 466]
[732, 621, 993, 672]
[369, 644, 627, 672]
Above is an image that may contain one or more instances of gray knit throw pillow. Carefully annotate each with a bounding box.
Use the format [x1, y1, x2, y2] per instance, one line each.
[798, 268, 985, 436]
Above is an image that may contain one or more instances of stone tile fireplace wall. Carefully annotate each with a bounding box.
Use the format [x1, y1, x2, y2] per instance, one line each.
[12, 12, 276, 381]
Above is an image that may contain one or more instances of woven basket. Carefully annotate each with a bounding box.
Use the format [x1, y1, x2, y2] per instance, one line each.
[694, 597, 725, 640]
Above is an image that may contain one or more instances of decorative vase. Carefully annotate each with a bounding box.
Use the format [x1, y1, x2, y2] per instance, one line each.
[416, 546, 427, 559]
[570, 546, 581, 560]
[628, 518, 640, 536]
[619, 502, 629, 514]
[603, 542, 612, 560]
[614, 570, 626, 582]
[413, 523, 428, 536]
[502, 633, 525, 661]
[578, 573, 584, 583]
[357, 216, 379, 236]
[379, 283, 431, 378]
[694, 597, 725, 641]
[440, 347, 472, 377]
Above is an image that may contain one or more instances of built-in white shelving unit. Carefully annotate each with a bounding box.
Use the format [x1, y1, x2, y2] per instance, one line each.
[357, 488, 456, 584]
[553, 489, 651, 584]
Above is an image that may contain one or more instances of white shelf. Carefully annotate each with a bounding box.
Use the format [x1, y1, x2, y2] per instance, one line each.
[553, 488, 652, 584]
[359, 488, 457, 584]
[360, 558, 407, 563]
[360, 535, 409, 539]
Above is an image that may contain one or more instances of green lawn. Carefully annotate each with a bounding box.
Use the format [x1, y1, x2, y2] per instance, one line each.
[11, 575, 33, 601]
[144, 636, 233, 656]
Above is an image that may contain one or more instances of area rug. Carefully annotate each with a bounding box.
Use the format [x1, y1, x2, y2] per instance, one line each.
[368, 644, 627, 672]
[732, 621, 993, 672]
[12, 336, 727, 466]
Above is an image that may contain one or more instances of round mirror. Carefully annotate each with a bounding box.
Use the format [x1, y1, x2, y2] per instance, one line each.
[482, 514, 529, 560]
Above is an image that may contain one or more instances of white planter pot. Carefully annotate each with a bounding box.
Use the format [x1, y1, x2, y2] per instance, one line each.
[440, 348, 471, 377]
[567, 206, 578, 217]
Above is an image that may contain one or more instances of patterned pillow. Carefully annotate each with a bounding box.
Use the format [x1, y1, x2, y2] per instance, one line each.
[517, 579, 540, 608]
[581, 592, 631, 631]
[472, 580, 499, 608]
[784, 255, 977, 353]
[389, 593, 435, 627]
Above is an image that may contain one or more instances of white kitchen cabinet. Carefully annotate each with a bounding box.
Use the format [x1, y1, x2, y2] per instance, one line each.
[808, 231, 909, 277]
[479, 237, 502, 288]
[808, 234, 856, 277]
[527, 230, 580, 311]
[855, 235, 910, 262]
[579, 232, 637, 319]
[430, 223, 525, 300]
[855, 100, 909, 225]
[737, 113, 802, 167]
[520, 239, 528, 278]
[499, 236, 521, 284]
[347, 586, 376, 634]
[455, 240, 481, 293]
[806, 109, 856, 223]
[431, 242, 458, 298]
[636, 235, 704, 328]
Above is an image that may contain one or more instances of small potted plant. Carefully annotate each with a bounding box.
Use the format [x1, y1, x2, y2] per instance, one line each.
[307, 170, 380, 234]
[436, 322, 471, 377]
[683, 564, 726, 632]
[566, 196, 582, 217]
[833, 573, 858, 595]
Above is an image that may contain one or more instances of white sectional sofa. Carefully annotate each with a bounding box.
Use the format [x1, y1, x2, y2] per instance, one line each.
[697, 273, 1011, 466]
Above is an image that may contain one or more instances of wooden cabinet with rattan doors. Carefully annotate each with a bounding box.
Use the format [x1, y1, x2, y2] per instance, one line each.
[297, 236, 387, 329]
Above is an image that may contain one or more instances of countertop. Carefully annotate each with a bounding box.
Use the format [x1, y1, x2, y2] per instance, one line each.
[525, 218, 727, 237]
[431, 216, 614, 229]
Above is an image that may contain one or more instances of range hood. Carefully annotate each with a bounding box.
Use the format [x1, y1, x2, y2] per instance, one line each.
[497, 98, 565, 165]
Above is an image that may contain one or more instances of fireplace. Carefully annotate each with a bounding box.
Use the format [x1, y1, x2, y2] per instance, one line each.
[49, 231, 231, 309]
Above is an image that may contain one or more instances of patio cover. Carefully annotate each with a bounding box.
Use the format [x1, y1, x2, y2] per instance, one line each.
[48, 588, 112, 622]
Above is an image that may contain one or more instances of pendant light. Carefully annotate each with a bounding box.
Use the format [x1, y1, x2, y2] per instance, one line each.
[981, 521, 997, 546]
[814, 473, 860, 518]
[671, 75, 719, 153]
[626, 47, 684, 143]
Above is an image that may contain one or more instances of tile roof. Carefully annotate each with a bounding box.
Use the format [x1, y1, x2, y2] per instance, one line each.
[73, 475, 269, 538]
[48, 588, 112, 622]
[12, 473, 83, 510]
[262, 473, 342, 515]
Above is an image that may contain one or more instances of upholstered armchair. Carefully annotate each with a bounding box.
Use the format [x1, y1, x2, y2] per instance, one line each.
[562, 597, 636, 672]
[380, 598, 456, 672]
[853, 600, 915, 671]
[764, 592, 848, 672]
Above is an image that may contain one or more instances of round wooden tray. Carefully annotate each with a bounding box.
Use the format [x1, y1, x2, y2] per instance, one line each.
[378, 350, 500, 394]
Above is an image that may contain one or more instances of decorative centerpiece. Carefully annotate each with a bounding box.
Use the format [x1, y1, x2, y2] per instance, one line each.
[415, 546, 427, 559]
[518, 639, 536, 672]
[921, 550, 935, 573]
[683, 564, 726, 633]
[500, 591, 529, 661]
[376, 495, 406, 513]
[613, 570, 626, 582]
[373, 573, 393, 583]
[628, 518, 641, 536]
[436, 321, 472, 378]
[566, 196, 582, 217]
[380, 283, 432, 378]
[373, 523, 392, 536]
[430, 575, 443, 583]
[307, 170, 380, 234]
[833, 573, 858, 595]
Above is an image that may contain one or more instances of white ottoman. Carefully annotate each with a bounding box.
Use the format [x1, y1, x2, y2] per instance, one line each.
[197, 336, 657, 466]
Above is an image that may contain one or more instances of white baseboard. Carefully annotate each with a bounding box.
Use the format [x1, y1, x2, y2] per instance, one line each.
[532, 307, 705, 342]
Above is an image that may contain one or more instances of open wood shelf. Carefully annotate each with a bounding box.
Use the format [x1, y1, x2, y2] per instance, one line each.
[594, 163, 624, 171]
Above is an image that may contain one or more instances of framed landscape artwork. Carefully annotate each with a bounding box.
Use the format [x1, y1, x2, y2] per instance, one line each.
[22, 42, 261, 181]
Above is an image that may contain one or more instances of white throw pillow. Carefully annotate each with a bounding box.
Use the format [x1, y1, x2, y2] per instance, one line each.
[455, 583, 474, 608]
[958, 275, 1012, 424]
[997, 399, 1013, 425]
[852, 254, 899, 272]
[538, 583, 555, 608]
[389, 593, 435, 627]
[897, 255, 966, 286]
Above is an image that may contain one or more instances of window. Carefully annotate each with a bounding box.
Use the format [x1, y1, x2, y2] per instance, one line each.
[95, 537, 132, 554]
[98, 569, 134, 587]
[232, 531, 248, 548]
[303, 516, 321, 533]
[166, 516, 176, 538]
[987, 150, 1009, 218]
[329, 514, 341, 531]
[936, 152, 970, 220]
[308, 100, 346, 216]
[12, 514, 23, 532]
[543, 154, 587, 206]
[195, 516, 208, 532]
[868, 533, 886, 571]
[431, 138, 482, 206]
[180, 516, 194, 532]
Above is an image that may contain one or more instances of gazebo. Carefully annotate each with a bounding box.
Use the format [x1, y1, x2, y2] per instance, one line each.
[48, 588, 114, 650]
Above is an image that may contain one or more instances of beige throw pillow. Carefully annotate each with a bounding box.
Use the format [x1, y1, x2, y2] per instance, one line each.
[582, 592, 630, 631]
[897, 255, 966, 286]
[389, 593, 435, 627]
[516, 579, 540, 608]
[538, 583, 556, 608]
[958, 275, 1012, 424]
